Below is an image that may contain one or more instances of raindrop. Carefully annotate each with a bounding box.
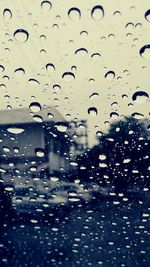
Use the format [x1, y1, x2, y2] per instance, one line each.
[75, 48, 88, 56]
[7, 127, 25, 134]
[88, 107, 98, 117]
[50, 176, 59, 182]
[55, 122, 68, 132]
[89, 93, 99, 100]
[68, 7, 81, 21]
[3, 8, 12, 20]
[91, 5, 104, 21]
[105, 71, 115, 79]
[132, 112, 144, 119]
[35, 148, 45, 157]
[14, 68, 25, 75]
[29, 102, 41, 113]
[53, 84, 61, 90]
[41, 1, 52, 11]
[145, 9, 150, 22]
[91, 53, 101, 60]
[33, 115, 43, 123]
[14, 29, 29, 43]
[110, 112, 119, 119]
[80, 31, 88, 37]
[28, 78, 40, 86]
[62, 72, 75, 81]
[46, 63, 55, 72]
[139, 45, 150, 59]
[47, 113, 54, 119]
[0, 65, 5, 72]
[132, 91, 149, 104]
[4, 185, 14, 192]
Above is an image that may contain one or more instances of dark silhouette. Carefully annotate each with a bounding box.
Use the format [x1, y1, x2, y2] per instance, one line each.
[76, 117, 150, 193]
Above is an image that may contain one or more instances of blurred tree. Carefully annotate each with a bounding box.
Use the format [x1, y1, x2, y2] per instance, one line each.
[76, 117, 150, 193]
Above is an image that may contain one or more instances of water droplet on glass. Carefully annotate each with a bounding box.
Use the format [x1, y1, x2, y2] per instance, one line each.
[110, 112, 119, 119]
[68, 7, 81, 21]
[91, 5, 104, 21]
[105, 71, 115, 79]
[55, 123, 68, 132]
[41, 1, 52, 11]
[7, 127, 25, 134]
[88, 107, 98, 117]
[89, 93, 99, 100]
[29, 102, 41, 113]
[75, 48, 88, 56]
[145, 9, 150, 22]
[14, 68, 25, 75]
[33, 115, 43, 123]
[0, 65, 5, 72]
[139, 45, 150, 59]
[14, 29, 29, 43]
[3, 8, 12, 20]
[62, 72, 75, 81]
[132, 91, 149, 104]
[28, 78, 39, 86]
[132, 112, 144, 119]
[35, 148, 45, 157]
[46, 63, 55, 72]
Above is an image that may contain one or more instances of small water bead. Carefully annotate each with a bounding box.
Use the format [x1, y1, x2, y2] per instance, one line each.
[29, 102, 41, 113]
[0, 65, 5, 72]
[88, 107, 98, 117]
[68, 7, 81, 21]
[41, 1, 52, 11]
[132, 91, 149, 104]
[47, 113, 54, 119]
[80, 31, 88, 37]
[3, 8, 12, 20]
[62, 72, 75, 81]
[35, 148, 45, 157]
[110, 112, 119, 119]
[91, 5, 104, 21]
[14, 29, 29, 43]
[139, 45, 150, 59]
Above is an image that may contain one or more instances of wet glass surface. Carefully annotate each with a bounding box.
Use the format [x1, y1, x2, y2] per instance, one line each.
[0, 1, 150, 266]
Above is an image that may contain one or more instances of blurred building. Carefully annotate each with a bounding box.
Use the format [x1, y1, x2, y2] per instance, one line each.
[0, 107, 70, 183]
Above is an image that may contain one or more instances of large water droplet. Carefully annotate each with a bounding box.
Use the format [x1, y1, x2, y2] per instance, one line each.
[91, 5, 104, 21]
[132, 91, 149, 104]
[29, 102, 41, 113]
[132, 112, 144, 119]
[88, 107, 98, 117]
[3, 8, 12, 20]
[55, 123, 68, 132]
[41, 1, 52, 11]
[68, 7, 81, 21]
[7, 127, 25, 134]
[139, 45, 150, 59]
[46, 63, 55, 73]
[14, 29, 29, 43]
[75, 48, 88, 56]
[105, 71, 115, 79]
[33, 115, 43, 123]
[28, 78, 39, 86]
[62, 72, 75, 81]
